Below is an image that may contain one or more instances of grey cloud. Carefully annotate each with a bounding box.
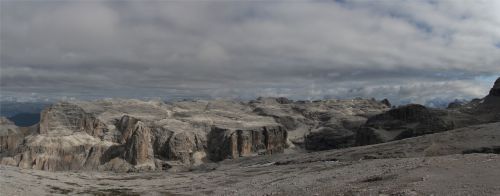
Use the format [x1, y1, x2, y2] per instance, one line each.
[1, 0, 499, 104]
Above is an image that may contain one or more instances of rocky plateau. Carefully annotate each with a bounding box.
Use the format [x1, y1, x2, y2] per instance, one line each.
[0, 77, 499, 195]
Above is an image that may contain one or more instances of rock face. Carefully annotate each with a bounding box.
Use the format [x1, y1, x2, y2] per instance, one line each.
[0, 99, 283, 171]
[1, 97, 391, 171]
[15, 133, 111, 171]
[305, 126, 355, 151]
[207, 125, 287, 161]
[481, 77, 500, 109]
[0, 117, 28, 154]
[250, 97, 389, 151]
[356, 104, 453, 145]
[38, 102, 108, 138]
[488, 77, 500, 96]
[3, 77, 499, 172]
[380, 99, 391, 108]
[447, 99, 467, 109]
[1, 84, 498, 172]
[0, 96, 400, 172]
[0, 97, 391, 172]
[119, 117, 155, 170]
[454, 77, 500, 123]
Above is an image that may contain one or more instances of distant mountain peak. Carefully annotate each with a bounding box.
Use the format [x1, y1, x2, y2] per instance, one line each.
[488, 77, 500, 96]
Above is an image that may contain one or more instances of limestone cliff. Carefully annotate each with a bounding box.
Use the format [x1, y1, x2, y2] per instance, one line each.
[207, 125, 287, 161]
[0, 117, 32, 154]
[0, 97, 389, 172]
[38, 102, 108, 138]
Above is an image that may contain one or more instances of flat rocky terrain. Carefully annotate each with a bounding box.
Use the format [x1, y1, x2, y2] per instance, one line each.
[1, 153, 499, 195]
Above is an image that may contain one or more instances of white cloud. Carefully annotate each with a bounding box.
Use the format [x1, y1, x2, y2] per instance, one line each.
[0, 0, 499, 104]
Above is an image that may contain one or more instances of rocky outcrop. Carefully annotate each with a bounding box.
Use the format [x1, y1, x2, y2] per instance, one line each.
[356, 104, 453, 146]
[0, 104, 115, 171]
[14, 133, 113, 171]
[0, 117, 37, 157]
[354, 102, 484, 147]
[488, 77, 500, 96]
[207, 125, 287, 161]
[305, 126, 355, 151]
[447, 99, 467, 109]
[118, 117, 155, 170]
[116, 115, 140, 144]
[164, 132, 206, 165]
[0, 117, 24, 153]
[481, 77, 500, 109]
[0, 97, 389, 171]
[1, 78, 499, 173]
[251, 98, 389, 151]
[456, 77, 500, 123]
[38, 102, 108, 138]
[380, 99, 391, 108]
[0, 103, 116, 171]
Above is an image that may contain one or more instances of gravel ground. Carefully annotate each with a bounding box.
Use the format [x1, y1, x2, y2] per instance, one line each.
[1, 153, 499, 196]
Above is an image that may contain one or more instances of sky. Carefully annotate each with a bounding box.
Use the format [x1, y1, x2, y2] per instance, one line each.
[1, 0, 500, 105]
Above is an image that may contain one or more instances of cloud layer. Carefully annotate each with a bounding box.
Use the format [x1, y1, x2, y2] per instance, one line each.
[1, 0, 499, 105]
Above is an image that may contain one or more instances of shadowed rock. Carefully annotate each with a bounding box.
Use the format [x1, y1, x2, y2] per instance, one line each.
[305, 126, 355, 151]
[380, 99, 391, 107]
[207, 125, 287, 161]
[356, 104, 453, 145]
[122, 120, 155, 170]
[460, 77, 500, 123]
[488, 77, 500, 96]
[481, 77, 500, 110]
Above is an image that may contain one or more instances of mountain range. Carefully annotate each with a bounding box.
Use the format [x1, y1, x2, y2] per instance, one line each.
[0, 77, 499, 195]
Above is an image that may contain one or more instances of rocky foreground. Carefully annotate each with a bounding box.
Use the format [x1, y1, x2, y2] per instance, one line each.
[0, 77, 499, 195]
[3, 153, 500, 195]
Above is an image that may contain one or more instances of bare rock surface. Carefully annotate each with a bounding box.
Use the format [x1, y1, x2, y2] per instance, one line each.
[245, 122, 500, 166]
[250, 97, 389, 150]
[475, 77, 500, 122]
[0, 117, 24, 153]
[356, 104, 460, 145]
[356, 86, 499, 146]
[451, 77, 500, 123]
[2, 122, 498, 191]
[0, 78, 499, 195]
[0, 117, 36, 158]
[0, 77, 498, 173]
[0, 96, 391, 171]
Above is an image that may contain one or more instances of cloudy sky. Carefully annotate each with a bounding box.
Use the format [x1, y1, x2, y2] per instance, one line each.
[1, 0, 499, 105]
